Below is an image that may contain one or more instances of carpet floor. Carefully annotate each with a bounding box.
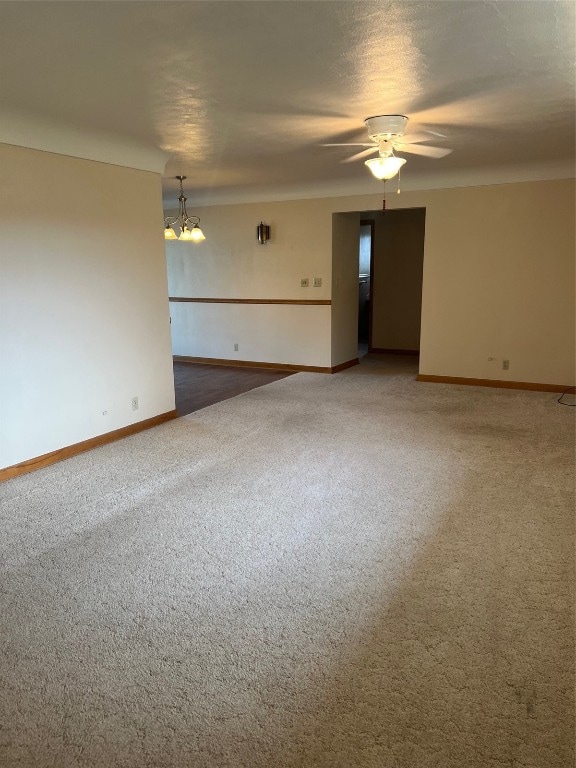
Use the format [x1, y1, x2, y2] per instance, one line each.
[1, 355, 574, 768]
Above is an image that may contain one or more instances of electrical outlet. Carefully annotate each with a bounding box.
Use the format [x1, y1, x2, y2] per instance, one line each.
[234, 343, 239, 351]
[502, 359, 510, 371]
[313, 277, 322, 288]
[132, 396, 139, 411]
[300, 278, 309, 288]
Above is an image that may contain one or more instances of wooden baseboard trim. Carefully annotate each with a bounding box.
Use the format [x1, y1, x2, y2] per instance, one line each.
[416, 374, 571, 393]
[169, 297, 331, 305]
[173, 355, 359, 374]
[369, 347, 420, 356]
[332, 358, 360, 373]
[0, 410, 178, 482]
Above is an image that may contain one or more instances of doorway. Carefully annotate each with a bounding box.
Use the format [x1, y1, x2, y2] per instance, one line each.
[358, 220, 374, 358]
[358, 208, 426, 356]
[330, 207, 426, 370]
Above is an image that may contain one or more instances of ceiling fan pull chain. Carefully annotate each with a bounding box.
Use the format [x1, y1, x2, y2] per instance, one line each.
[397, 167, 401, 195]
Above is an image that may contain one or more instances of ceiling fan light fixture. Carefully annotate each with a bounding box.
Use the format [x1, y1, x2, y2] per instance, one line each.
[365, 155, 406, 180]
[364, 114, 409, 142]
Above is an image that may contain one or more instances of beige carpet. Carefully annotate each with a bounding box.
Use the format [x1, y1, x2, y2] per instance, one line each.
[1, 356, 574, 768]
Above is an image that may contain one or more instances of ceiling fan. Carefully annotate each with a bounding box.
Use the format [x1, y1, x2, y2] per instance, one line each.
[323, 114, 452, 179]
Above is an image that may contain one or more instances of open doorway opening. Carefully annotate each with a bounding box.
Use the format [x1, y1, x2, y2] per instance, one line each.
[330, 207, 425, 372]
[358, 207, 426, 357]
[358, 220, 374, 358]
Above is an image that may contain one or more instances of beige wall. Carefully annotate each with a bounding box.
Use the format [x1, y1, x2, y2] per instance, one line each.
[331, 212, 360, 365]
[166, 198, 333, 367]
[170, 301, 332, 367]
[167, 178, 575, 386]
[410, 180, 575, 384]
[0, 143, 175, 469]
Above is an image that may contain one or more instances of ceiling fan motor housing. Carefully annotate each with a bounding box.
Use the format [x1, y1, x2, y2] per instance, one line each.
[364, 114, 408, 142]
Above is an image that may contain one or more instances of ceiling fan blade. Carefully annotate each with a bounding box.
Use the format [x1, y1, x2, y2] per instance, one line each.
[395, 143, 453, 158]
[321, 143, 376, 147]
[341, 147, 379, 163]
[396, 131, 444, 145]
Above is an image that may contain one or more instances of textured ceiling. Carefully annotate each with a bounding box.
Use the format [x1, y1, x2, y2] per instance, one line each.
[0, 1, 574, 204]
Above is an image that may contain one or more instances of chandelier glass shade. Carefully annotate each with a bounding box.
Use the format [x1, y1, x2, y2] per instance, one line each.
[364, 155, 406, 180]
[164, 175, 205, 242]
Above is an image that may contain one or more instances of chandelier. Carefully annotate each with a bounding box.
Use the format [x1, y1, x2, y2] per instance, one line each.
[164, 175, 205, 242]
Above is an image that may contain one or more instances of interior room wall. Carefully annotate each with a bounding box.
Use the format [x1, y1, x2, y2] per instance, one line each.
[365, 207, 426, 352]
[0, 143, 175, 470]
[331, 212, 361, 366]
[166, 177, 574, 386]
[170, 301, 332, 367]
[166, 198, 333, 368]
[409, 179, 575, 385]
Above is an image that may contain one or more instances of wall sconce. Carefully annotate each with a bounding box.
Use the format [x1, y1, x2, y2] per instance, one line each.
[257, 222, 271, 244]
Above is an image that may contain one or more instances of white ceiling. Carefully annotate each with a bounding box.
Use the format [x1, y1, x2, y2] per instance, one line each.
[0, 1, 574, 205]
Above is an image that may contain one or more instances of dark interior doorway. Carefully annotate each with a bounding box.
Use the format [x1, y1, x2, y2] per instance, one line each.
[359, 208, 425, 356]
[358, 219, 374, 356]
